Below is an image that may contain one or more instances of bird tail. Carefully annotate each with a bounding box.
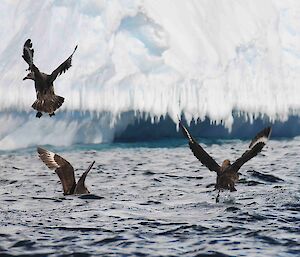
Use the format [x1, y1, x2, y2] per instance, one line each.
[32, 95, 64, 114]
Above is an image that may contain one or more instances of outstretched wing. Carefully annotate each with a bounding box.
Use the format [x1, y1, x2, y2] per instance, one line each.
[229, 127, 272, 173]
[49, 45, 78, 82]
[179, 120, 220, 172]
[37, 147, 76, 195]
[22, 39, 34, 70]
[74, 161, 95, 194]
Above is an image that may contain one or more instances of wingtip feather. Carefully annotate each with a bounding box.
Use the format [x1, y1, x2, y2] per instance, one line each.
[85, 161, 95, 174]
[249, 126, 272, 149]
[73, 45, 78, 55]
[179, 120, 193, 142]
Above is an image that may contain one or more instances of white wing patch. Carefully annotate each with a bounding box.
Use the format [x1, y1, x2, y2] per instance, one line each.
[249, 135, 268, 149]
[38, 148, 60, 169]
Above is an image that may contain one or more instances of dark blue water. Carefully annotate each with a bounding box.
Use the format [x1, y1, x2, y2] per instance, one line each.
[0, 138, 299, 256]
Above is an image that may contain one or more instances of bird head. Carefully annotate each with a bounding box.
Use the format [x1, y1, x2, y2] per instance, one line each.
[221, 159, 231, 170]
[23, 71, 35, 81]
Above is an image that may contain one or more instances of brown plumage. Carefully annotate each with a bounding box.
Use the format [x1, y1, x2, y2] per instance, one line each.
[22, 39, 77, 118]
[179, 120, 272, 202]
[37, 147, 94, 195]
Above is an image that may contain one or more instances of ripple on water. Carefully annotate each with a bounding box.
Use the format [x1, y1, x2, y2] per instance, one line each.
[247, 170, 284, 182]
[0, 140, 299, 256]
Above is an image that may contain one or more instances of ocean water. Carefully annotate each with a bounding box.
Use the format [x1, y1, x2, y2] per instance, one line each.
[1, 2, 299, 255]
[0, 138, 299, 256]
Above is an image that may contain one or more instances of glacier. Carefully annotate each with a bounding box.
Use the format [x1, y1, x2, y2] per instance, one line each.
[1, 0, 300, 150]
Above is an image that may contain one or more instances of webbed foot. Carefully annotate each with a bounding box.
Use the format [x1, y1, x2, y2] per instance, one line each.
[36, 112, 42, 118]
[49, 112, 55, 117]
[230, 186, 237, 192]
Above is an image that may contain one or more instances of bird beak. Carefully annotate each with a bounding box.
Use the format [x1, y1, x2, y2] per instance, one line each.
[23, 72, 34, 81]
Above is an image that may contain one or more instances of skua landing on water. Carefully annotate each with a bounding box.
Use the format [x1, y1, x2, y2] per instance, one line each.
[179, 120, 271, 202]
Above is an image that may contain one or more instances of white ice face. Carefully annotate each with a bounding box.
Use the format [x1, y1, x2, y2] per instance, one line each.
[0, 1, 299, 150]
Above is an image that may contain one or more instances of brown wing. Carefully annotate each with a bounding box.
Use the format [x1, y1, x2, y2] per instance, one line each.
[179, 120, 220, 172]
[22, 39, 42, 78]
[22, 39, 34, 70]
[229, 127, 272, 173]
[49, 45, 78, 82]
[74, 161, 95, 194]
[37, 147, 76, 195]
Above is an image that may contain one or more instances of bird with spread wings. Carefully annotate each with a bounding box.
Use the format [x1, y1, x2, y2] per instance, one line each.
[37, 147, 94, 195]
[22, 39, 77, 118]
[179, 120, 271, 202]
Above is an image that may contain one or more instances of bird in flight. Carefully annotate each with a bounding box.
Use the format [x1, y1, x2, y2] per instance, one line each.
[22, 39, 77, 118]
[179, 120, 271, 202]
[37, 147, 94, 195]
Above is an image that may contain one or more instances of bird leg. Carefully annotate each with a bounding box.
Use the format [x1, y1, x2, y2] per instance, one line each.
[216, 190, 220, 203]
[230, 186, 237, 192]
[36, 112, 42, 118]
[49, 112, 55, 117]
[229, 182, 237, 192]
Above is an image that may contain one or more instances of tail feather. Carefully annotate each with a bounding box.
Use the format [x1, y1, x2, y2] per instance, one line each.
[32, 95, 64, 113]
